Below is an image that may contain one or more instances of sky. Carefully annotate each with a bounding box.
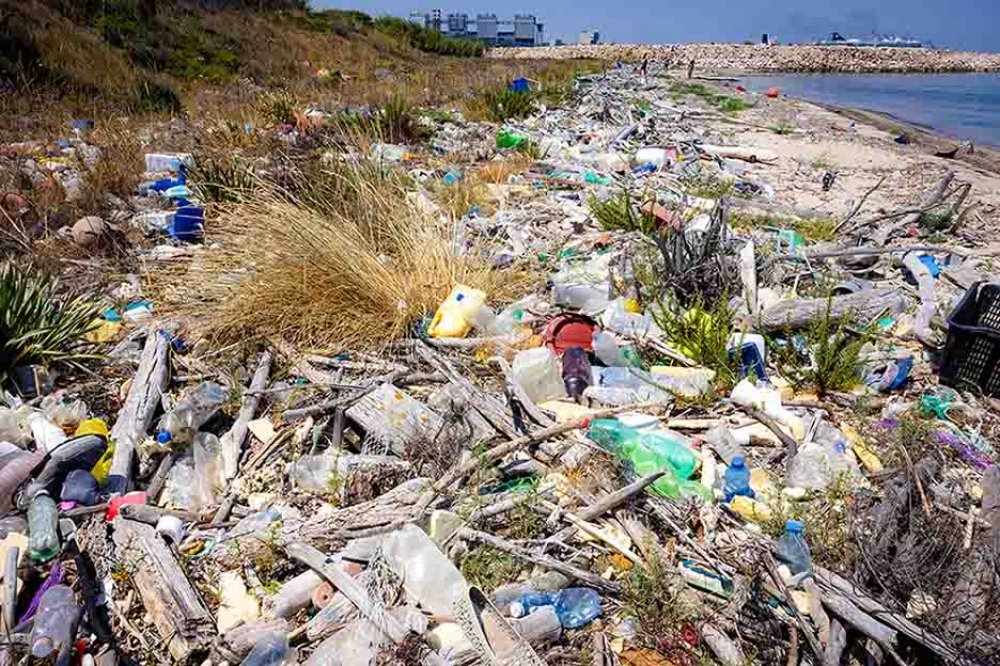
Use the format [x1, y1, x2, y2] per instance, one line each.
[313, 0, 1000, 52]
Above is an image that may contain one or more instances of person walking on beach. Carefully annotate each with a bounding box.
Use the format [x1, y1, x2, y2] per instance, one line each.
[640, 56, 649, 77]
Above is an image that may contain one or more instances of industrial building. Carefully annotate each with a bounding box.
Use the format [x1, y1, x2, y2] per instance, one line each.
[408, 10, 545, 46]
[579, 30, 600, 45]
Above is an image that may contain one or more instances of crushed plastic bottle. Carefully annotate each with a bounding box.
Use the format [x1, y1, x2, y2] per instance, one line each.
[157, 382, 228, 445]
[241, 630, 297, 666]
[28, 492, 60, 561]
[552, 283, 611, 314]
[512, 347, 565, 403]
[510, 587, 602, 629]
[40, 396, 87, 432]
[775, 519, 812, 575]
[561, 347, 592, 401]
[787, 424, 862, 491]
[705, 425, 745, 465]
[30, 584, 79, 658]
[592, 330, 626, 366]
[723, 456, 754, 501]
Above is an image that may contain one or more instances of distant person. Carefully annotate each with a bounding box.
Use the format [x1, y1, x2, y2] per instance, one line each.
[640, 57, 648, 76]
[687, 59, 695, 79]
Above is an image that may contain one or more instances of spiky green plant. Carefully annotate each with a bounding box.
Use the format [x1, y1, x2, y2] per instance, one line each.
[0, 263, 101, 385]
[188, 156, 256, 203]
[588, 190, 657, 235]
[481, 88, 537, 122]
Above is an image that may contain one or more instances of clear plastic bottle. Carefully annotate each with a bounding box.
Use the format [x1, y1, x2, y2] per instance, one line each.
[30, 584, 79, 658]
[775, 520, 812, 575]
[512, 347, 565, 403]
[240, 630, 297, 666]
[554, 588, 602, 628]
[723, 456, 753, 502]
[561, 347, 592, 401]
[157, 382, 228, 445]
[552, 284, 610, 314]
[705, 426, 745, 465]
[28, 492, 59, 561]
[193, 432, 223, 510]
[510, 588, 602, 629]
[592, 331, 625, 366]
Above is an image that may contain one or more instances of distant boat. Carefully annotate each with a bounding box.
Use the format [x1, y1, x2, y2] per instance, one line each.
[818, 32, 924, 48]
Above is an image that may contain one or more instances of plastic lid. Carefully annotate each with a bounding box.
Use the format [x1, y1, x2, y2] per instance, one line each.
[156, 431, 172, 444]
[31, 636, 54, 658]
[455, 292, 465, 301]
[731, 455, 746, 468]
[786, 519, 804, 533]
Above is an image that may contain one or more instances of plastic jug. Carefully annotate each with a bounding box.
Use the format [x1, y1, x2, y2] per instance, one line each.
[28, 492, 59, 562]
[427, 285, 487, 338]
[775, 520, 812, 575]
[158, 381, 228, 445]
[30, 584, 79, 658]
[723, 456, 753, 501]
[512, 347, 565, 403]
[562, 347, 592, 401]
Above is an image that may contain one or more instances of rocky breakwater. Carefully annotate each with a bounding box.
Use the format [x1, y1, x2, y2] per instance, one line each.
[490, 44, 1000, 73]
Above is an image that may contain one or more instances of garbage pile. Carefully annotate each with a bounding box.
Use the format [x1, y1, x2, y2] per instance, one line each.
[0, 67, 998, 666]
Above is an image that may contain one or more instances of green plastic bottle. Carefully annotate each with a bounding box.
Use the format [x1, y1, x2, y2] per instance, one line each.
[587, 419, 705, 501]
[496, 130, 528, 149]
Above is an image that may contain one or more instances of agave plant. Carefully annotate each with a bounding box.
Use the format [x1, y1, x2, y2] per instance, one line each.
[0, 263, 102, 386]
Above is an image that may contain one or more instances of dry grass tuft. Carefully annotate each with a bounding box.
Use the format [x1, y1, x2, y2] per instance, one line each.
[477, 154, 535, 185]
[157, 158, 535, 350]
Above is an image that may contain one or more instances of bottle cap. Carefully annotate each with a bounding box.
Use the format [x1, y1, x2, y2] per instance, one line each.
[731, 455, 745, 468]
[786, 519, 804, 533]
[156, 431, 172, 445]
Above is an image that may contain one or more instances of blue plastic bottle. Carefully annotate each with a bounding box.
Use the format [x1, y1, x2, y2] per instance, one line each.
[775, 519, 812, 575]
[723, 455, 753, 501]
[510, 588, 602, 629]
[554, 587, 602, 628]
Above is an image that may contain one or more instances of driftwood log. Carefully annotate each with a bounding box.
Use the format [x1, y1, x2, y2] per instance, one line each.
[111, 518, 214, 662]
[758, 289, 906, 332]
[222, 350, 272, 480]
[109, 332, 170, 488]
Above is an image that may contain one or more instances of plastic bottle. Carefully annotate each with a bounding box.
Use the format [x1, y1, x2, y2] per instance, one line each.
[427, 285, 487, 338]
[561, 347, 592, 401]
[705, 426, 745, 465]
[648, 366, 714, 397]
[30, 584, 79, 658]
[554, 587, 602, 628]
[157, 382, 228, 445]
[510, 588, 602, 629]
[730, 379, 804, 440]
[592, 331, 625, 366]
[587, 419, 702, 499]
[552, 284, 610, 314]
[512, 347, 565, 403]
[496, 129, 528, 149]
[775, 520, 812, 575]
[40, 397, 87, 433]
[27, 412, 67, 451]
[729, 495, 773, 523]
[634, 147, 671, 169]
[28, 492, 60, 562]
[723, 456, 753, 501]
[639, 430, 698, 479]
[193, 432, 223, 510]
[240, 631, 297, 666]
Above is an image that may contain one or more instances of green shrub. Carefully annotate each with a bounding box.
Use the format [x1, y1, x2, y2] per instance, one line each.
[478, 88, 537, 122]
[653, 296, 740, 388]
[0, 263, 101, 387]
[188, 156, 256, 203]
[588, 190, 656, 235]
[373, 16, 484, 57]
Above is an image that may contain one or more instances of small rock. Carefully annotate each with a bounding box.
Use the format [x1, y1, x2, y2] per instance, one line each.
[71, 216, 106, 247]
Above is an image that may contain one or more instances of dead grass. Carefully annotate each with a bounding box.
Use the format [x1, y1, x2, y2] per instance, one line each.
[156, 157, 536, 350]
[477, 154, 535, 185]
[76, 122, 143, 216]
[431, 174, 494, 220]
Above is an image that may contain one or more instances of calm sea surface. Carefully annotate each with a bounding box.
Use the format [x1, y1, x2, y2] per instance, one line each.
[742, 73, 1000, 147]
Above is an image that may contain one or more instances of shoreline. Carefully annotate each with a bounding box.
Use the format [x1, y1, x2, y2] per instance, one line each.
[491, 44, 1000, 73]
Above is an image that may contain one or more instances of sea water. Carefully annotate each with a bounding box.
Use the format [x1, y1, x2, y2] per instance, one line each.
[743, 73, 1000, 147]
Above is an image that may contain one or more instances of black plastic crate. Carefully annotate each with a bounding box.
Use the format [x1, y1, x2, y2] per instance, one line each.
[940, 282, 1000, 396]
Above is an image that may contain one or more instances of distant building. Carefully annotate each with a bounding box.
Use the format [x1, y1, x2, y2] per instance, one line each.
[579, 30, 600, 45]
[409, 9, 545, 46]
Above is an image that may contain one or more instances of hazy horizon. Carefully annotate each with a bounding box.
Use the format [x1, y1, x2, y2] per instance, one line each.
[313, 0, 1000, 52]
